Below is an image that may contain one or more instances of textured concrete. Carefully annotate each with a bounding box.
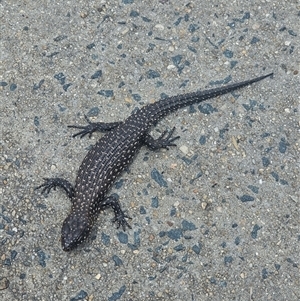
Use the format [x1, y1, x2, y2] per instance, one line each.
[1, 1, 299, 300]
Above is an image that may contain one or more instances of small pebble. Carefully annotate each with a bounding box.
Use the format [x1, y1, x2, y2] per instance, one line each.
[216, 206, 223, 212]
[252, 23, 260, 30]
[179, 145, 189, 154]
[155, 24, 164, 30]
[0, 277, 9, 290]
[121, 27, 129, 35]
[201, 202, 207, 210]
[80, 12, 88, 18]
[167, 64, 176, 70]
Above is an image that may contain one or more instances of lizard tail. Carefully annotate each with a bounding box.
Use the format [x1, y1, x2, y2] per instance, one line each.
[147, 73, 273, 122]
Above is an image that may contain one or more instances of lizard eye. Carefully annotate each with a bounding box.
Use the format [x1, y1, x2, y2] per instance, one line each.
[61, 214, 90, 251]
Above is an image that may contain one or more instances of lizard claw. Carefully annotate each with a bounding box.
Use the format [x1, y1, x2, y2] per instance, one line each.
[155, 127, 180, 150]
[35, 178, 58, 195]
[112, 214, 132, 231]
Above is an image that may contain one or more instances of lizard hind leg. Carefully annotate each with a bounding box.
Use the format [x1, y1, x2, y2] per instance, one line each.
[144, 127, 180, 151]
[35, 177, 75, 200]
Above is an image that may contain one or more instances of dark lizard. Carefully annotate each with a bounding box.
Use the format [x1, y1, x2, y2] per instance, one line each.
[36, 73, 273, 251]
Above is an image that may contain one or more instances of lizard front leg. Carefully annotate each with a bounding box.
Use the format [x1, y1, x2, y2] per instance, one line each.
[100, 194, 132, 231]
[68, 115, 122, 138]
[35, 178, 75, 200]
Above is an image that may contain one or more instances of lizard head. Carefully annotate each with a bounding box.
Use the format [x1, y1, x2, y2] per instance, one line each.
[61, 213, 91, 251]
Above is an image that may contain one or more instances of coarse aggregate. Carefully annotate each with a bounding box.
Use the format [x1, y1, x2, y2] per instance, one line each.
[1, 1, 299, 300]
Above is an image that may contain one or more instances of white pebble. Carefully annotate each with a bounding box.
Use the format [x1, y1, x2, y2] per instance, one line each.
[179, 145, 189, 154]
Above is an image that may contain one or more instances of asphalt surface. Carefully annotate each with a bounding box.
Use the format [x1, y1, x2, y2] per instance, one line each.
[1, 1, 299, 300]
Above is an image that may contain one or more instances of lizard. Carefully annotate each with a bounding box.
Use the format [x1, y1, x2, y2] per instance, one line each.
[36, 72, 273, 251]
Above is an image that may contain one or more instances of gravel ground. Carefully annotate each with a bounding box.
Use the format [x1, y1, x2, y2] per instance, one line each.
[1, 1, 299, 300]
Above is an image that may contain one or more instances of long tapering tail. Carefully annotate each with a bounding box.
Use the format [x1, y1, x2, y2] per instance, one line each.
[148, 73, 273, 122]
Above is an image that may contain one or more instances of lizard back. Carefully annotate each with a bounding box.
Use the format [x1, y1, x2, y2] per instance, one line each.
[72, 73, 273, 218]
[73, 109, 151, 213]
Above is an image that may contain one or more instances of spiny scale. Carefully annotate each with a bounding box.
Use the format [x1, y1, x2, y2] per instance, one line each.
[36, 73, 273, 251]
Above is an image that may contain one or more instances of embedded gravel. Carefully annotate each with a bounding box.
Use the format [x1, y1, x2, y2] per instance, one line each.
[1, 1, 299, 301]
